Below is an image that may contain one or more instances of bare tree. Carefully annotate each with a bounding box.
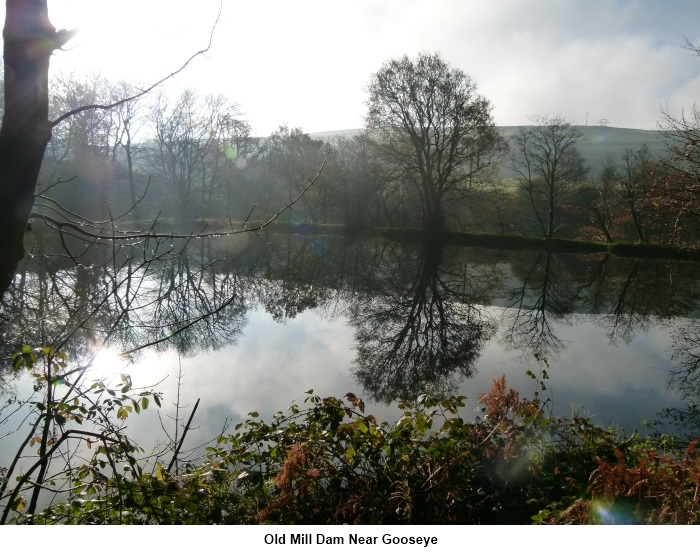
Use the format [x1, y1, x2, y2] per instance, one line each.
[324, 134, 383, 226]
[511, 115, 586, 238]
[146, 90, 247, 223]
[109, 80, 150, 221]
[365, 52, 506, 231]
[575, 154, 623, 242]
[0, 1, 225, 296]
[619, 144, 655, 243]
[263, 126, 327, 223]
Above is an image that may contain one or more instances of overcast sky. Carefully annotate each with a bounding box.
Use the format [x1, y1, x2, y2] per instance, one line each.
[26, 1, 700, 134]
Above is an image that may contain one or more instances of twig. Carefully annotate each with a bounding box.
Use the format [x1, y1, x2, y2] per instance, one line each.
[50, 3, 222, 128]
[167, 398, 200, 473]
[1, 430, 119, 524]
[31, 149, 329, 243]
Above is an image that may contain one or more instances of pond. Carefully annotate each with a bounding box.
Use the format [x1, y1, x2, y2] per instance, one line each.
[2, 230, 699, 466]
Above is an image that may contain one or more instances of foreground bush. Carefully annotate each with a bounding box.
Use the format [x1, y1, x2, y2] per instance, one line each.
[20, 377, 700, 524]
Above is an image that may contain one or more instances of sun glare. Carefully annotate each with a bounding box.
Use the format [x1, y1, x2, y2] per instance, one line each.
[48, 0, 221, 84]
[86, 347, 132, 380]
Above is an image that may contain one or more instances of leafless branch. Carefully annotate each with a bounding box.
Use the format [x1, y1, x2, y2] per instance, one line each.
[167, 398, 200, 473]
[30, 149, 330, 243]
[683, 37, 700, 56]
[50, 3, 222, 129]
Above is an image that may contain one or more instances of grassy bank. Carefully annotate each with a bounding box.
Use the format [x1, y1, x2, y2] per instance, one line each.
[259, 221, 700, 261]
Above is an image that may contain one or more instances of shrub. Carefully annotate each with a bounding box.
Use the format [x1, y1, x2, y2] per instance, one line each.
[20, 377, 700, 524]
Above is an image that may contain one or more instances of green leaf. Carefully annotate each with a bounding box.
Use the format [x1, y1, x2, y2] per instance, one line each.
[12, 354, 23, 372]
[154, 462, 165, 481]
[13, 497, 26, 513]
[141, 397, 149, 410]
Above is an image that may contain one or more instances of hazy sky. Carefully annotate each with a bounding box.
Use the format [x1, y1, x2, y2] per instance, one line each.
[21, 1, 700, 134]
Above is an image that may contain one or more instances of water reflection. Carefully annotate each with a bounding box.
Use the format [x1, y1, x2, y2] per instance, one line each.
[662, 320, 700, 436]
[2, 230, 700, 435]
[579, 256, 698, 344]
[501, 251, 576, 360]
[349, 241, 497, 402]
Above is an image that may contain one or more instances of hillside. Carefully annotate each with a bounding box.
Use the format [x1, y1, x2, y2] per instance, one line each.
[499, 125, 666, 178]
[310, 126, 668, 179]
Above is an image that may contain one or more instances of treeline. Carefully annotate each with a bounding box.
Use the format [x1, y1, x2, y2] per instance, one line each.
[25, 61, 700, 246]
[35, 72, 380, 230]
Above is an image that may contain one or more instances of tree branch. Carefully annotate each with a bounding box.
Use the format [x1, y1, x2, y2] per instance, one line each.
[0, 429, 120, 524]
[167, 398, 200, 473]
[50, 3, 222, 129]
[31, 149, 330, 243]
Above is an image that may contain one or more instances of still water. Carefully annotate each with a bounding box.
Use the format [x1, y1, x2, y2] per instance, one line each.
[2, 230, 699, 459]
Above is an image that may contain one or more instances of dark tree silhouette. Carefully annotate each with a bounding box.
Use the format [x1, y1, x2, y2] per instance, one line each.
[0, 0, 75, 293]
[350, 242, 497, 402]
[365, 53, 506, 231]
[511, 115, 586, 238]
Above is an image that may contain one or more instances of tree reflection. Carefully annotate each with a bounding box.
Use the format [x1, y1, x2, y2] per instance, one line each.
[590, 258, 697, 344]
[132, 255, 249, 357]
[349, 242, 498, 402]
[660, 321, 700, 437]
[252, 234, 335, 324]
[0, 231, 364, 384]
[4, 227, 700, 428]
[0, 230, 251, 375]
[501, 251, 580, 361]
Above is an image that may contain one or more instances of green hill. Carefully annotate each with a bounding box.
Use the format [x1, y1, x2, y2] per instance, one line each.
[310, 125, 669, 179]
[498, 125, 666, 178]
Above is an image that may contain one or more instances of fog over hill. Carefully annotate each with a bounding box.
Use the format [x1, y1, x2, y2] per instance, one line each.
[310, 126, 668, 179]
[499, 125, 667, 175]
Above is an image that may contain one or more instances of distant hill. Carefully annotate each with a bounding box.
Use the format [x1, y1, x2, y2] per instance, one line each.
[308, 129, 362, 140]
[498, 125, 667, 178]
[309, 126, 668, 179]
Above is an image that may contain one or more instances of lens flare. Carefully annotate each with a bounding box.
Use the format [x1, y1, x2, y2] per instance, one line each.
[592, 501, 637, 525]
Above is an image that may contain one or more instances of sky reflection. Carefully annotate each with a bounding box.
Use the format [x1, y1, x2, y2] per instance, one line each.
[54, 304, 682, 455]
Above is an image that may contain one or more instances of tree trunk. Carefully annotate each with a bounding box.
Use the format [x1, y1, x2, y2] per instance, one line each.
[0, 0, 72, 296]
[423, 204, 445, 232]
